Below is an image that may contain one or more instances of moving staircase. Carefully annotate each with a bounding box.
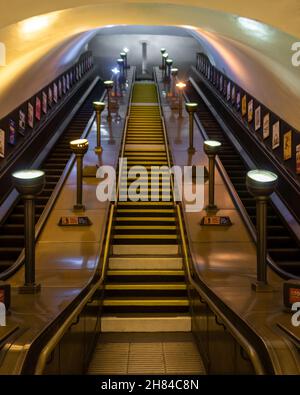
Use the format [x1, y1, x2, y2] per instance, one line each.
[0, 83, 102, 274]
[187, 82, 300, 276]
[101, 82, 190, 328]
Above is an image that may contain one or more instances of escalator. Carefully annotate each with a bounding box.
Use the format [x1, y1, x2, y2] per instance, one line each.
[0, 82, 103, 274]
[88, 82, 205, 375]
[186, 82, 300, 277]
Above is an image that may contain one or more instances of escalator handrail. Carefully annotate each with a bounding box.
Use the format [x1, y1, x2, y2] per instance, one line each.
[33, 67, 136, 375]
[154, 67, 267, 375]
[0, 77, 102, 281]
[188, 75, 299, 281]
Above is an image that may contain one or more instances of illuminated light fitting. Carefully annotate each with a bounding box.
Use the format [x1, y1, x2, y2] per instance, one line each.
[123, 47, 129, 53]
[237, 17, 269, 36]
[112, 67, 120, 75]
[19, 14, 57, 34]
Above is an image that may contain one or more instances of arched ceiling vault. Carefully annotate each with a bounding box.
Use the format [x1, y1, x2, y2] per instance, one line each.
[0, 3, 299, 128]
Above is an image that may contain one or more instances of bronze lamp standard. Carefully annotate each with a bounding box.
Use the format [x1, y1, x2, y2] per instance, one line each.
[160, 48, 166, 70]
[93, 101, 106, 153]
[176, 82, 186, 118]
[246, 170, 278, 291]
[70, 139, 89, 211]
[12, 169, 45, 294]
[104, 80, 114, 120]
[203, 140, 222, 211]
[185, 103, 198, 153]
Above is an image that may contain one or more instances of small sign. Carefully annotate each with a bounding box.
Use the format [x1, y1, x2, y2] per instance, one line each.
[58, 216, 92, 227]
[201, 215, 232, 226]
[0, 282, 11, 309]
[283, 280, 300, 309]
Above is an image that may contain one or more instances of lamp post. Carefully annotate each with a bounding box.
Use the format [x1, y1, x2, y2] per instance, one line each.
[93, 102, 105, 153]
[165, 58, 173, 81]
[12, 169, 45, 294]
[176, 82, 186, 117]
[203, 140, 222, 211]
[111, 67, 120, 97]
[123, 47, 129, 69]
[162, 53, 169, 79]
[120, 53, 127, 77]
[185, 103, 198, 153]
[104, 80, 114, 120]
[160, 48, 166, 70]
[246, 170, 278, 291]
[171, 68, 179, 97]
[70, 139, 89, 211]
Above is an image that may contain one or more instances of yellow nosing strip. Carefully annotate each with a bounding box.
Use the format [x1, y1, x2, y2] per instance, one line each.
[105, 284, 187, 290]
[114, 225, 176, 230]
[116, 217, 176, 221]
[103, 299, 189, 306]
[113, 235, 178, 239]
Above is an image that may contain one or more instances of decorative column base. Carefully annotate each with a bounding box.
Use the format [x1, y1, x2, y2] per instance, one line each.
[73, 204, 85, 212]
[251, 281, 274, 293]
[19, 283, 41, 294]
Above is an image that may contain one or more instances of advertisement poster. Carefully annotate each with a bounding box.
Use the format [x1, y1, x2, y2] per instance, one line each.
[263, 113, 270, 139]
[241, 94, 247, 116]
[0, 129, 5, 158]
[236, 91, 241, 110]
[255, 106, 261, 131]
[248, 99, 253, 123]
[283, 131, 292, 160]
[227, 82, 231, 101]
[231, 85, 236, 104]
[62, 76, 66, 94]
[48, 86, 53, 107]
[219, 75, 223, 92]
[53, 83, 58, 103]
[223, 79, 227, 96]
[296, 144, 300, 174]
[66, 74, 70, 91]
[19, 109, 26, 135]
[9, 119, 16, 145]
[272, 121, 280, 149]
[28, 102, 34, 128]
[42, 92, 47, 114]
[35, 97, 41, 121]
[58, 79, 62, 97]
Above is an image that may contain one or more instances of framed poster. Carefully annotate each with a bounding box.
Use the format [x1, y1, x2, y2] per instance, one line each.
[227, 82, 231, 101]
[219, 75, 223, 92]
[296, 145, 300, 174]
[283, 131, 292, 160]
[255, 106, 261, 131]
[236, 91, 241, 110]
[231, 85, 236, 104]
[48, 86, 53, 107]
[9, 119, 16, 145]
[263, 113, 270, 139]
[28, 102, 34, 128]
[58, 80, 62, 98]
[66, 74, 70, 91]
[272, 121, 280, 149]
[19, 109, 26, 135]
[53, 83, 58, 103]
[62, 76, 66, 94]
[0, 129, 5, 158]
[223, 79, 227, 96]
[35, 97, 41, 121]
[241, 95, 247, 116]
[42, 92, 47, 114]
[248, 99, 253, 123]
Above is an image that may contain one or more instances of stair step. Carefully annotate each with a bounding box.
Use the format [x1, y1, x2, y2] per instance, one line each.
[109, 256, 183, 270]
[105, 283, 187, 290]
[103, 298, 189, 306]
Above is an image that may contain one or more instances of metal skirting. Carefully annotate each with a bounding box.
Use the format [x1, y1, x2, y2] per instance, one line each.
[87, 333, 206, 375]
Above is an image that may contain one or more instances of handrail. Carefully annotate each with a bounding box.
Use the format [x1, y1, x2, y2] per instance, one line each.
[34, 67, 136, 375]
[154, 67, 266, 375]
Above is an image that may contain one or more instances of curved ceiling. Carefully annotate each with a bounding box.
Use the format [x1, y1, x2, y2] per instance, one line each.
[0, 2, 299, 129]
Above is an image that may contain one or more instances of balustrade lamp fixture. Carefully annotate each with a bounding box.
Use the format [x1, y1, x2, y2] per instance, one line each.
[165, 58, 173, 81]
[203, 140, 222, 211]
[12, 170, 45, 294]
[185, 103, 198, 153]
[176, 82, 186, 117]
[171, 68, 179, 97]
[93, 101, 106, 153]
[111, 67, 120, 97]
[123, 47, 129, 69]
[104, 80, 114, 120]
[162, 53, 169, 78]
[246, 170, 278, 291]
[120, 52, 127, 74]
[70, 139, 89, 211]
[160, 48, 166, 69]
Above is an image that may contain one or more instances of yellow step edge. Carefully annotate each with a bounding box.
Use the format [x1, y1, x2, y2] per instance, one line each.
[113, 235, 178, 239]
[103, 299, 189, 306]
[117, 202, 174, 205]
[116, 217, 176, 221]
[114, 225, 177, 230]
[107, 269, 184, 275]
[116, 209, 174, 213]
[105, 283, 187, 290]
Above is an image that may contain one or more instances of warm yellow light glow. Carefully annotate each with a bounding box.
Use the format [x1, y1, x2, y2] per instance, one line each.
[70, 139, 89, 147]
[176, 82, 186, 89]
[19, 14, 58, 35]
[12, 170, 44, 180]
